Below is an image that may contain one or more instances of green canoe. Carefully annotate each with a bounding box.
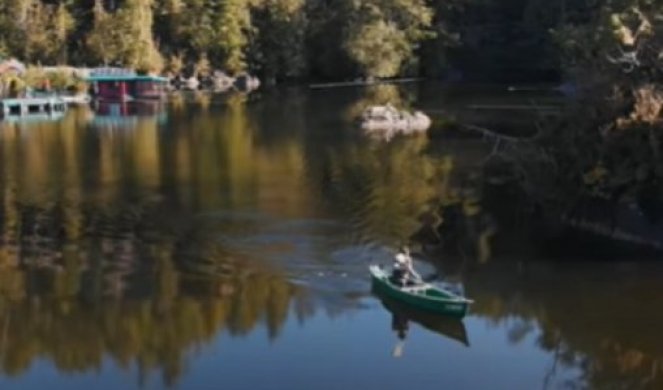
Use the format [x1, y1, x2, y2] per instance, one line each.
[370, 265, 472, 318]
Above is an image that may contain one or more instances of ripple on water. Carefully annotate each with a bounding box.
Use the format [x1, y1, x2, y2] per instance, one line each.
[200, 211, 400, 297]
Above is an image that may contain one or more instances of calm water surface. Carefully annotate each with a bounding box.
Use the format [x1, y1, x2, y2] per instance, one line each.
[0, 85, 661, 389]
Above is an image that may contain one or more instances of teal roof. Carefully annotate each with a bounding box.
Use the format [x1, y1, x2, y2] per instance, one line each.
[86, 75, 169, 83]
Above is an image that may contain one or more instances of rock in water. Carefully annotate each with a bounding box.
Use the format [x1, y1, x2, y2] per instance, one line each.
[183, 76, 200, 91]
[359, 104, 431, 139]
[210, 71, 235, 92]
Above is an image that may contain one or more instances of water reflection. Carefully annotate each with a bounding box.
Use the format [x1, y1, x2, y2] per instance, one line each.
[0, 250, 304, 385]
[0, 86, 661, 389]
[92, 101, 168, 129]
[0, 100, 315, 386]
[376, 293, 470, 351]
[463, 260, 663, 389]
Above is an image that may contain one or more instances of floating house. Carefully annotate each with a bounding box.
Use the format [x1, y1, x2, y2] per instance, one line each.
[86, 68, 168, 101]
[0, 96, 66, 121]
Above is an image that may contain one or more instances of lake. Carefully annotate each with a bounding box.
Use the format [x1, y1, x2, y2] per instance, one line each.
[0, 84, 661, 389]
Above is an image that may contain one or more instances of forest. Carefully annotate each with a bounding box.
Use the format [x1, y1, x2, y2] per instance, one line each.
[0, 2, 662, 387]
[0, 0, 650, 83]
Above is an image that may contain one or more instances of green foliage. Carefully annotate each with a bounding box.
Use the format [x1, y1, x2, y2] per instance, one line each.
[0, 0, 445, 79]
[194, 53, 211, 77]
[0, 0, 74, 64]
[155, 0, 217, 61]
[344, 0, 434, 78]
[345, 20, 409, 78]
[165, 52, 185, 75]
[86, 0, 163, 71]
[21, 66, 85, 91]
[250, 0, 307, 81]
[487, 0, 663, 218]
[555, 1, 663, 86]
[216, 0, 252, 73]
[4, 0, 662, 83]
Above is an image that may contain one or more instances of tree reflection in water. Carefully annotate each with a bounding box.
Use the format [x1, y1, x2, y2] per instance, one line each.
[0, 86, 661, 389]
[0, 102, 311, 386]
[463, 261, 663, 389]
[0, 211, 305, 386]
[340, 83, 663, 389]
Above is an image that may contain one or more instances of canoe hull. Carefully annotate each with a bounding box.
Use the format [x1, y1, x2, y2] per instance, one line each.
[370, 265, 470, 318]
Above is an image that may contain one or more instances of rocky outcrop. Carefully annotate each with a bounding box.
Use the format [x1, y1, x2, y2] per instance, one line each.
[183, 76, 200, 91]
[209, 71, 235, 92]
[360, 104, 431, 139]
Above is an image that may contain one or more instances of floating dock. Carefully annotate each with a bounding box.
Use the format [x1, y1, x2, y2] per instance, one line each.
[0, 97, 67, 119]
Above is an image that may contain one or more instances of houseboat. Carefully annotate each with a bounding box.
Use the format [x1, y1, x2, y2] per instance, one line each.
[86, 68, 168, 101]
[0, 96, 66, 121]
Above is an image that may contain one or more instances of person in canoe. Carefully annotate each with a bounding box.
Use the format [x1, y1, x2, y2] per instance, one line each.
[391, 246, 423, 286]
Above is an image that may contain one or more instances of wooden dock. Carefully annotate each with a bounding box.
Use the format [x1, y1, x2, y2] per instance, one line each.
[0, 97, 67, 119]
